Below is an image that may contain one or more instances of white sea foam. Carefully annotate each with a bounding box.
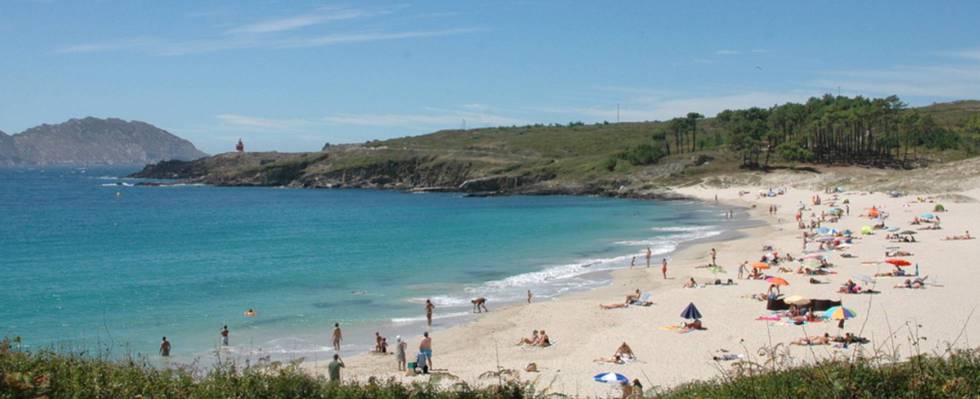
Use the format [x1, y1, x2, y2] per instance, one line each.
[391, 311, 471, 324]
[417, 225, 723, 311]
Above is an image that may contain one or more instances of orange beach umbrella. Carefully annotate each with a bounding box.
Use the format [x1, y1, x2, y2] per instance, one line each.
[752, 262, 770, 270]
[766, 277, 790, 286]
[885, 258, 911, 267]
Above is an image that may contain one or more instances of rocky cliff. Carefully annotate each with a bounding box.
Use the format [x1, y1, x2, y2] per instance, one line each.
[2, 117, 207, 166]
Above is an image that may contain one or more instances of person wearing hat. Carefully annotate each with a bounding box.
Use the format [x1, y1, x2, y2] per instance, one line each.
[395, 335, 407, 371]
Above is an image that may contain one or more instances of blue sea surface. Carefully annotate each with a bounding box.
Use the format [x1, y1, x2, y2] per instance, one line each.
[0, 166, 734, 364]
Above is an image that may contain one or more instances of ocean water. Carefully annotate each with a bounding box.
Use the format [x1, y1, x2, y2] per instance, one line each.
[0, 166, 736, 364]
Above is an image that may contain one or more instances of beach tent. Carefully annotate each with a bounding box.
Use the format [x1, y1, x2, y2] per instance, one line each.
[680, 303, 702, 320]
[934, 204, 945, 212]
[593, 372, 629, 384]
[868, 208, 880, 218]
[861, 226, 873, 235]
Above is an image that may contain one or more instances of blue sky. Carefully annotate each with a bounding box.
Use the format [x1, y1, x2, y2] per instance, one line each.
[2, 1, 980, 153]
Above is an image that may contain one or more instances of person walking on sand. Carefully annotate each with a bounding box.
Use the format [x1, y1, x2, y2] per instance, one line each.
[630, 256, 636, 268]
[220, 325, 229, 346]
[661, 258, 668, 279]
[710, 248, 717, 266]
[327, 354, 344, 382]
[332, 323, 343, 352]
[527, 290, 533, 304]
[738, 261, 748, 279]
[159, 336, 171, 357]
[420, 332, 433, 369]
[425, 299, 435, 327]
[396, 336, 407, 371]
[645, 247, 652, 268]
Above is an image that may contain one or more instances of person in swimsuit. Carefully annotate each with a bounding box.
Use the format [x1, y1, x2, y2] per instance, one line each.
[710, 248, 717, 266]
[645, 247, 652, 267]
[220, 325, 229, 346]
[471, 297, 489, 313]
[425, 299, 435, 327]
[536, 330, 551, 347]
[332, 323, 343, 352]
[615, 342, 635, 359]
[527, 290, 533, 304]
[419, 332, 433, 369]
[661, 258, 668, 279]
[159, 336, 171, 357]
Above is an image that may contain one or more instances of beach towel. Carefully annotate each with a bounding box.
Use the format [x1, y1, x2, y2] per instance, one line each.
[756, 315, 781, 321]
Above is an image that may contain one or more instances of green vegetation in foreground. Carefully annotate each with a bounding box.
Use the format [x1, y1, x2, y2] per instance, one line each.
[2, 338, 978, 398]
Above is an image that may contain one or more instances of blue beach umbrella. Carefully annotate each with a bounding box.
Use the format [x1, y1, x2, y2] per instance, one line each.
[680, 302, 702, 320]
[920, 213, 936, 220]
[593, 372, 629, 384]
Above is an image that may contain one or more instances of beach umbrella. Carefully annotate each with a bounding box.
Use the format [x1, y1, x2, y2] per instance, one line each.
[766, 277, 790, 286]
[824, 306, 857, 320]
[752, 262, 770, 270]
[853, 274, 875, 284]
[680, 302, 702, 320]
[593, 372, 629, 384]
[885, 258, 911, 267]
[784, 295, 810, 306]
[920, 213, 936, 220]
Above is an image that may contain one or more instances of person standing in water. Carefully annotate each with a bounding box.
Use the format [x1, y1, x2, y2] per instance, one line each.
[645, 247, 652, 268]
[425, 299, 435, 327]
[159, 337, 171, 357]
[661, 258, 668, 279]
[527, 290, 533, 304]
[630, 256, 636, 268]
[332, 323, 343, 353]
[220, 325, 229, 346]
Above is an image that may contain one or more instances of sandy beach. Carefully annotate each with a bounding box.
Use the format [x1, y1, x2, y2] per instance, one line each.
[305, 166, 980, 397]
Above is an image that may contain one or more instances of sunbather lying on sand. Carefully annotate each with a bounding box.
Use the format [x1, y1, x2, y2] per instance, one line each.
[875, 268, 909, 277]
[625, 289, 641, 303]
[683, 278, 698, 288]
[535, 331, 551, 347]
[791, 333, 831, 346]
[894, 277, 927, 289]
[600, 302, 628, 309]
[944, 231, 974, 240]
[516, 330, 539, 346]
[593, 354, 625, 364]
[832, 333, 869, 344]
[682, 319, 704, 330]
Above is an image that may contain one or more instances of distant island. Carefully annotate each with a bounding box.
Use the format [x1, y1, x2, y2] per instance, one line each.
[133, 96, 980, 197]
[0, 117, 207, 166]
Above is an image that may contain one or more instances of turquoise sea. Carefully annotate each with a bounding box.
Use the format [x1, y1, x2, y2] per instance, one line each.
[0, 167, 737, 364]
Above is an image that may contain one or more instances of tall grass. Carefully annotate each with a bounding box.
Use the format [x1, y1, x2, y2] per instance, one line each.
[2, 337, 978, 398]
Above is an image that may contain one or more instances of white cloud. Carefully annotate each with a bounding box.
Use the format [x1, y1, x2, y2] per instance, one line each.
[56, 5, 480, 56]
[940, 47, 980, 61]
[216, 114, 315, 131]
[225, 7, 368, 34]
[810, 64, 980, 98]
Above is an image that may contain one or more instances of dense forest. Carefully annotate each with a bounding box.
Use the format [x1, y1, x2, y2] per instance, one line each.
[625, 95, 980, 168]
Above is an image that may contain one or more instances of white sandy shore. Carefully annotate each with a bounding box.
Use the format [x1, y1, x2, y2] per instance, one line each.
[305, 175, 980, 397]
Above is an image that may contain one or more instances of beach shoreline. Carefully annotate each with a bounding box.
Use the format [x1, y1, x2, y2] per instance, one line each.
[305, 179, 980, 396]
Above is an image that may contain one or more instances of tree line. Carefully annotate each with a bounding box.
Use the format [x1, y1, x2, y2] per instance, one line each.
[612, 94, 979, 170]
